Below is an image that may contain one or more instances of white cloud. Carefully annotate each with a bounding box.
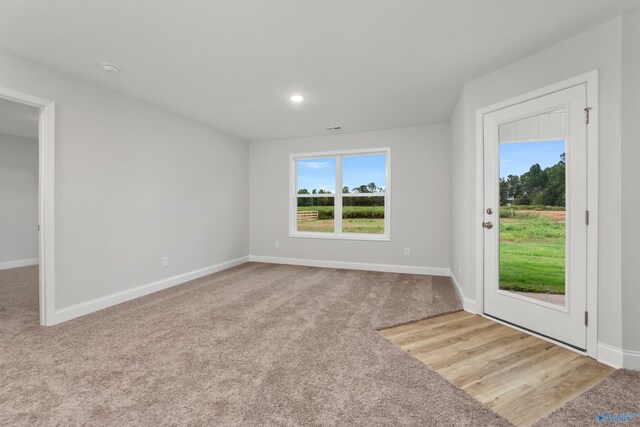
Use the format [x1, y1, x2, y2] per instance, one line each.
[300, 160, 331, 169]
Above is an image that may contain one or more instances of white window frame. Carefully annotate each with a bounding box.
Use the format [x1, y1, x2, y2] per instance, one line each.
[289, 147, 391, 241]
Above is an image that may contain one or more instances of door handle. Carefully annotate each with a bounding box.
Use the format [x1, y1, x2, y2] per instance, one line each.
[482, 221, 494, 229]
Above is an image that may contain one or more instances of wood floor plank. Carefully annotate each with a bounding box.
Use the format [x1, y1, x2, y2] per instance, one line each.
[398, 319, 499, 352]
[380, 311, 615, 427]
[462, 345, 576, 400]
[491, 357, 613, 426]
[408, 323, 507, 364]
[430, 326, 527, 370]
[438, 335, 547, 384]
[387, 314, 494, 344]
[379, 311, 470, 338]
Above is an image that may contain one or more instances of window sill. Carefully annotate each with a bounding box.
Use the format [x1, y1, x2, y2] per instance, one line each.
[289, 232, 390, 242]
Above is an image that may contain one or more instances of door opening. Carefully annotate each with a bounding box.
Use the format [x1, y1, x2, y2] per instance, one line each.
[479, 73, 598, 355]
[0, 98, 40, 325]
[0, 86, 55, 326]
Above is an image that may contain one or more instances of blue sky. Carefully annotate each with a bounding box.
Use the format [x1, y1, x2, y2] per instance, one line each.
[500, 140, 565, 179]
[297, 158, 336, 192]
[297, 155, 386, 192]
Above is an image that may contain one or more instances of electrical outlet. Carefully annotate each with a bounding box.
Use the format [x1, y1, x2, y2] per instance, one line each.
[461, 198, 466, 209]
[162, 256, 169, 268]
[404, 247, 411, 256]
[274, 241, 280, 249]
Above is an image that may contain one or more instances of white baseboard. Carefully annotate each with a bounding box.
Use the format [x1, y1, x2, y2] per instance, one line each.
[596, 342, 640, 370]
[248, 255, 450, 276]
[449, 270, 478, 314]
[623, 349, 640, 371]
[462, 297, 479, 314]
[54, 256, 249, 324]
[598, 342, 624, 369]
[449, 270, 464, 299]
[0, 258, 39, 270]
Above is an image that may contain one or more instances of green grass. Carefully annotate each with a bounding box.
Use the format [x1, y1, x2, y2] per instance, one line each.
[297, 205, 384, 219]
[500, 241, 566, 294]
[297, 206, 384, 233]
[342, 218, 384, 233]
[499, 212, 566, 294]
[500, 215, 565, 241]
[297, 219, 334, 233]
[501, 205, 566, 211]
[296, 218, 384, 234]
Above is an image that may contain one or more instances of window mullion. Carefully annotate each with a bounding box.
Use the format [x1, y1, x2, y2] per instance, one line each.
[292, 157, 297, 234]
[335, 155, 342, 235]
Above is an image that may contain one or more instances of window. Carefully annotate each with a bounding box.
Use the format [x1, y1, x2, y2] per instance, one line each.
[290, 148, 390, 240]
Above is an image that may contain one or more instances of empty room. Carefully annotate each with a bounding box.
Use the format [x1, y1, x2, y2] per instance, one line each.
[1, 1, 639, 426]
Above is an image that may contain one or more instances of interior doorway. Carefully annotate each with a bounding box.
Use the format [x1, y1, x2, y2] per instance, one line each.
[0, 87, 55, 326]
[477, 71, 599, 356]
[0, 98, 41, 326]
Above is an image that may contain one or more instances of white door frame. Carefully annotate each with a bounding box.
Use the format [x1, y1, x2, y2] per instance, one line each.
[0, 86, 56, 326]
[474, 70, 599, 357]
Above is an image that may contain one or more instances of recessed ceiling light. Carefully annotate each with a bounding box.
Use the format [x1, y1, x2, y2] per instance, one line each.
[101, 63, 120, 73]
[290, 94, 304, 103]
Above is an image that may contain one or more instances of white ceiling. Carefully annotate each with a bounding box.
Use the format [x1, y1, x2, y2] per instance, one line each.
[0, 97, 39, 139]
[0, 1, 638, 141]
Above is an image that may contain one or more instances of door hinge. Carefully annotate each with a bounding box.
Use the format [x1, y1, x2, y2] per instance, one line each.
[584, 107, 592, 124]
[584, 311, 589, 326]
[585, 210, 590, 226]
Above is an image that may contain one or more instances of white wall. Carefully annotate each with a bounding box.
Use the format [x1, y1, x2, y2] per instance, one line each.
[449, 17, 624, 349]
[449, 92, 471, 294]
[621, 11, 640, 356]
[0, 133, 38, 265]
[249, 125, 450, 272]
[0, 48, 249, 311]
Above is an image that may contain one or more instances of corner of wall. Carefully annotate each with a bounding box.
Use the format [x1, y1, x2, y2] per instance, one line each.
[449, 86, 474, 305]
[620, 10, 640, 360]
[449, 270, 478, 314]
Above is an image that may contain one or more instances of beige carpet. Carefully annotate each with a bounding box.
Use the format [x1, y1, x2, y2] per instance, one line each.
[535, 369, 640, 426]
[2, 263, 637, 426]
[1, 263, 510, 426]
[0, 264, 40, 333]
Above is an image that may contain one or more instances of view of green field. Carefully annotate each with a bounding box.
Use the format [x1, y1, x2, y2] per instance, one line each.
[297, 206, 384, 234]
[499, 207, 566, 294]
[498, 143, 567, 295]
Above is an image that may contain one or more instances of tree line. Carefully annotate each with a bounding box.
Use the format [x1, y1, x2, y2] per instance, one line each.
[297, 182, 385, 207]
[500, 153, 565, 207]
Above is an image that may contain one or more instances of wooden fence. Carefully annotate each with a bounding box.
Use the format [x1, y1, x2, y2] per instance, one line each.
[297, 211, 319, 221]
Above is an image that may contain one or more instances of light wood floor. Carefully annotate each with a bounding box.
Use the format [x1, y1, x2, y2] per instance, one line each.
[380, 311, 614, 427]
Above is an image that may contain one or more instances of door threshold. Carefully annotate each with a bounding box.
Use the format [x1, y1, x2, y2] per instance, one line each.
[482, 313, 588, 356]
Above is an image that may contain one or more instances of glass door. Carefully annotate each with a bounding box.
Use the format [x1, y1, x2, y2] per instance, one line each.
[483, 85, 588, 350]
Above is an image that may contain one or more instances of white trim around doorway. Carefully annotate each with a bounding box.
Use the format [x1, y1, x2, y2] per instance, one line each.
[0, 86, 56, 326]
[474, 70, 599, 358]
